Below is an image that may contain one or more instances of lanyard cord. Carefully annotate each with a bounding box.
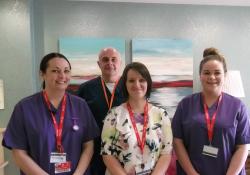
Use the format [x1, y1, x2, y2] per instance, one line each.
[43, 91, 67, 153]
[127, 101, 148, 154]
[101, 78, 120, 110]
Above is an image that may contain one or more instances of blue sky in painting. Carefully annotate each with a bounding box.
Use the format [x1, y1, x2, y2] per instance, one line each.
[132, 38, 192, 58]
[59, 37, 125, 59]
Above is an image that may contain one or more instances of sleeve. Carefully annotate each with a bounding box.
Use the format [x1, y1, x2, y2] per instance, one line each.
[2, 102, 28, 150]
[235, 102, 250, 145]
[160, 110, 173, 155]
[171, 101, 184, 139]
[80, 100, 100, 142]
[100, 109, 118, 156]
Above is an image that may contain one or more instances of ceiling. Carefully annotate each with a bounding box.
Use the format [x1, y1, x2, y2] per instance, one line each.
[68, 0, 250, 6]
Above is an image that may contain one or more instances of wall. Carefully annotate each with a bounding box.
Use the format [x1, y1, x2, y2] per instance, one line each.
[2, 0, 250, 174]
[38, 0, 250, 104]
[0, 0, 35, 174]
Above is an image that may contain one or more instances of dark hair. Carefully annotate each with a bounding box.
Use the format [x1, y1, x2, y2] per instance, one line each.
[40, 52, 71, 89]
[199, 47, 227, 74]
[122, 62, 152, 100]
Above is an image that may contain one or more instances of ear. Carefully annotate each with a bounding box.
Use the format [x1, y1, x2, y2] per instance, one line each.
[97, 61, 101, 69]
[39, 71, 44, 80]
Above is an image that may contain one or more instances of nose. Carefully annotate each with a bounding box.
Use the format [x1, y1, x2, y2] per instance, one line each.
[58, 71, 65, 78]
[208, 74, 216, 80]
[134, 80, 141, 87]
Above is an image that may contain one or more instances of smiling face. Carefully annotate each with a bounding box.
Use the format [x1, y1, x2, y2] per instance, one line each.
[41, 57, 71, 92]
[200, 59, 225, 95]
[97, 48, 122, 81]
[126, 69, 148, 100]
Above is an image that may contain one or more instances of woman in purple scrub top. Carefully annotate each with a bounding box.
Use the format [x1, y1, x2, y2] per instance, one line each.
[2, 53, 99, 175]
[172, 48, 250, 175]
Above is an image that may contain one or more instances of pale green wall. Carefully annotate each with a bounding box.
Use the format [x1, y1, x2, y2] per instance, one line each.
[2, 0, 250, 174]
[0, 0, 35, 174]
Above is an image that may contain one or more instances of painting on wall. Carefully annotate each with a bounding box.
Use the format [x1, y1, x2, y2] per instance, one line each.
[59, 37, 125, 93]
[132, 38, 193, 118]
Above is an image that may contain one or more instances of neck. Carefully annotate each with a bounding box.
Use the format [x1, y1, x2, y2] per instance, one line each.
[127, 98, 147, 113]
[102, 74, 119, 83]
[202, 91, 221, 107]
[44, 88, 65, 108]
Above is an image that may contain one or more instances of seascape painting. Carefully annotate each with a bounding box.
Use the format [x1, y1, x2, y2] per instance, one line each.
[59, 37, 125, 93]
[132, 38, 193, 118]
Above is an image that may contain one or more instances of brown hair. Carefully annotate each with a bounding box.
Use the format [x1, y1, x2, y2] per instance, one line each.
[199, 47, 227, 74]
[122, 62, 152, 100]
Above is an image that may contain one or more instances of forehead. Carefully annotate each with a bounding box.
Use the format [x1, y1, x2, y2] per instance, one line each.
[99, 49, 121, 60]
[127, 69, 143, 78]
[47, 57, 70, 68]
[202, 60, 224, 71]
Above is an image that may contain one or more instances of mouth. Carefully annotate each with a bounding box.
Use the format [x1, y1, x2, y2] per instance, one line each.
[56, 81, 67, 84]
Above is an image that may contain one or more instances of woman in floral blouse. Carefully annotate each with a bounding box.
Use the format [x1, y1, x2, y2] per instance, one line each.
[101, 62, 173, 175]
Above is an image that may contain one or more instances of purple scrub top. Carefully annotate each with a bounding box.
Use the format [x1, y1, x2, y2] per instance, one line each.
[172, 92, 250, 175]
[2, 92, 99, 175]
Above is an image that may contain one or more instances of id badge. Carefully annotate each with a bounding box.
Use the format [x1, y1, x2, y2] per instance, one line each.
[50, 152, 66, 163]
[135, 162, 152, 175]
[55, 161, 71, 174]
[202, 145, 219, 158]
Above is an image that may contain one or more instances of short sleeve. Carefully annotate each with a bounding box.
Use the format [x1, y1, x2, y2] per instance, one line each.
[100, 109, 118, 156]
[2, 102, 28, 150]
[235, 102, 250, 145]
[171, 101, 184, 139]
[161, 110, 173, 154]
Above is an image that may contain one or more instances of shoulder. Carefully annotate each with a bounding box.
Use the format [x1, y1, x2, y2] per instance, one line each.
[79, 77, 100, 88]
[150, 104, 167, 114]
[17, 92, 42, 107]
[150, 105, 169, 121]
[178, 92, 201, 106]
[105, 104, 127, 120]
[222, 93, 242, 105]
[221, 93, 247, 114]
[67, 93, 88, 106]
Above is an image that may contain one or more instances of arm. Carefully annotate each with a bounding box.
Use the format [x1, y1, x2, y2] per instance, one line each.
[103, 155, 127, 175]
[226, 144, 249, 175]
[73, 140, 94, 175]
[173, 138, 200, 175]
[12, 149, 49, 175]
[151, 154, 171, 175]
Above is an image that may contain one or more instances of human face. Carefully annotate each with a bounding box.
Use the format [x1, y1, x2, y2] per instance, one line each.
[97, 50, 121, 79]
[41, 57, 71, 92]
[126, 69, 147, 100]
[200, 60, 225, 95]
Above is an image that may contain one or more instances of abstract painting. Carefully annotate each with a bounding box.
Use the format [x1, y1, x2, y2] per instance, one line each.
[132, 38, 193, 118]
[59, 37, 125, 93]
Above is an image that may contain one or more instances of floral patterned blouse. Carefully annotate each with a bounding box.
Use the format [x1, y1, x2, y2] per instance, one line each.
[101, 104, 173, 174]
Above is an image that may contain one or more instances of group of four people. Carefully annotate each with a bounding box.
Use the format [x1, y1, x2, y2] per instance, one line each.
[2, 47, 250, 175]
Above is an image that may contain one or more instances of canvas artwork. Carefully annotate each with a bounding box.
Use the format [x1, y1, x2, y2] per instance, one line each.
[132, 38, 193, 118]
[59, 37, 125, 93]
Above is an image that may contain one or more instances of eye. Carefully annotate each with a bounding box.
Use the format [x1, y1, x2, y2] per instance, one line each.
[64, 69, 71, 74]
[202, 71, 210, 75]
[139, 78, 146, 83]
[111, 58, 117, 62]
[128, 79, 135, 83]
[101, 57, 109, 63]
[214, 71, 221, 76]
[51, 69, 59, 73]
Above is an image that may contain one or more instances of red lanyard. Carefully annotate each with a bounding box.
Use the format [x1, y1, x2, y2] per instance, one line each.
[127, 102, 148, 154]
[101, 78, 120, 110]
[203, 94, 222, 144]
[43, 91, 67, 153]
